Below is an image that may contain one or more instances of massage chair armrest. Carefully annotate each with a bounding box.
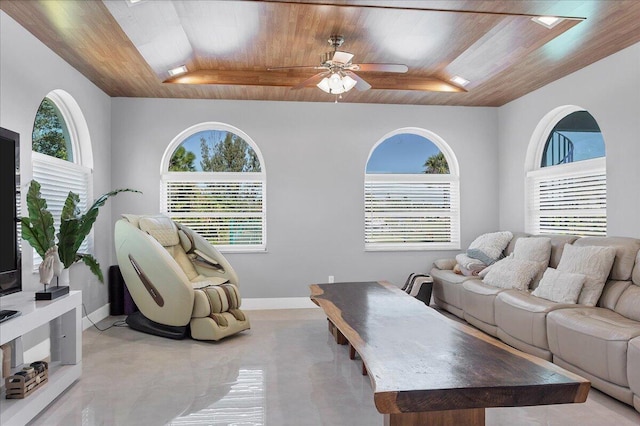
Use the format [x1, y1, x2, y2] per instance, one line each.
[192, 249, 223, 270]
[178, 224, 239, 286]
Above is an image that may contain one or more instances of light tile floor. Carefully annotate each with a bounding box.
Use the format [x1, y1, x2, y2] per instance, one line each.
[30, 308, 640, 425]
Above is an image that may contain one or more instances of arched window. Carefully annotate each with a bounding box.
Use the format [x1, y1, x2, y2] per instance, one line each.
[525, 107, 606, 236]
[32, 90, 93, 264]
[364, 128, 460, 251]
[161, 123, 266, 252]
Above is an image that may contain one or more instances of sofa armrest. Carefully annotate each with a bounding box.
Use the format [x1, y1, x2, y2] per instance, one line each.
[433, 258, 457, 270]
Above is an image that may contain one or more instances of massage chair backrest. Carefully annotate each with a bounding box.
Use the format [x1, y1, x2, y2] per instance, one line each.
[121, 214, 239, 286]
[135, 215, 202, 281]
[115, 215, 194, 326]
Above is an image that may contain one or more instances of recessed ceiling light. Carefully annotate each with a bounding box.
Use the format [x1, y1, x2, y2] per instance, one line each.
[168, 65, 188, 77]
[450, 76, 470, 87]
[532, 16, 563, 29]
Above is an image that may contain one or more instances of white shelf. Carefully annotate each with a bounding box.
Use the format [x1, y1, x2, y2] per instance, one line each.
[0, 290, 82, 426]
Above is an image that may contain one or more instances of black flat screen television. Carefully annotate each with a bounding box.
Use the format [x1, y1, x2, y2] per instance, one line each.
[0, 127, 21, 297]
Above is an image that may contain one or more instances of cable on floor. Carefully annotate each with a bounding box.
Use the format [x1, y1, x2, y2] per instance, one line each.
[82, 303, 128, 332]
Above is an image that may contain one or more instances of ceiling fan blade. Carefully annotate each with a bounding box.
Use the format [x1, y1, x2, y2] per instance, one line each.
[345, 71, 371, 92]
[267, 65, 325, 71]
[292, 71, 330, 90]
[353, 63, 409, 73]
[332, 51, 354, 65]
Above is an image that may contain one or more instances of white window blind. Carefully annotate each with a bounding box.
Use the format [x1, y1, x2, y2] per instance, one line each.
[161, 172, 266, 252]
[364, 174, 460, 250]
[32, 152, 93, 265]
[527, 157, 606, 236]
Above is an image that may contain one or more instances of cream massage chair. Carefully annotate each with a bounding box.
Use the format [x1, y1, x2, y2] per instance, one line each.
[114, 214, 250, 340]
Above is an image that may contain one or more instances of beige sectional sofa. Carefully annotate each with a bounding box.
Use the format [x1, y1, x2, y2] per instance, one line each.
[430, 233, 640, 412]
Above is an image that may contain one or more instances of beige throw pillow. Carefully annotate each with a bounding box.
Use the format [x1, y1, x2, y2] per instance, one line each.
[513, 237, 552, 288]
[482, 258, 543, 291]
[467, 231, 513, 265]
[513, 237, 552, 263]
[532, 268, 586, 304]
[556, 244, 616, 306]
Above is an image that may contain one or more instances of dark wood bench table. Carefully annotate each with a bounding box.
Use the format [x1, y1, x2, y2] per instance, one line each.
[310, 281, 590, 426]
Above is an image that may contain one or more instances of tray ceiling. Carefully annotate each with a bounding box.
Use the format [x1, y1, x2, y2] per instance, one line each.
[2, 0, 640, 106]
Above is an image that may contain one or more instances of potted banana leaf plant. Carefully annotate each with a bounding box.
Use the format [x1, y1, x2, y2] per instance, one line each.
[21, 180, 140, 299]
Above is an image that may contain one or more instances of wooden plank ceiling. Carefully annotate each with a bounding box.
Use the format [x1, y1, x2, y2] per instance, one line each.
[2, 0, 640, 106]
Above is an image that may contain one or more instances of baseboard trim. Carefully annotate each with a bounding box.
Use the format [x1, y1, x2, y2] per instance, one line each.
[83, 299, 317, 323]
[83, 303, 111, 330]
[242, 297, 318, 310]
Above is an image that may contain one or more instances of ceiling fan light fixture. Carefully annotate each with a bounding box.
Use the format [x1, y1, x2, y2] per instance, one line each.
[168, 65, 188, 77]
[317, 72, 357, 94]
[532, 16, 563, 29]
[450, 75, 470, 87]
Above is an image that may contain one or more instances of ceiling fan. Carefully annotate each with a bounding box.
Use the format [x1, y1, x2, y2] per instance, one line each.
[268, 35, 409, 95]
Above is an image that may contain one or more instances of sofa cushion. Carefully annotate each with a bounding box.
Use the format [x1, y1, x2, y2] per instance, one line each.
[557, 243, 616, 306]
[547, 307, 640, 387]
[467, 231, 513, 265]
[628, 337, 640, 398]
[430, 268, 478, 317]
[597, 280, 632, 310]
[633, 249, 640, 286]
[614, 285, 640, 322]
[462, 280, 505, 326]
[495, 290, 572, 350]
[482, 258, 543, 291]
[574, 236, 640, 281]
[542, 234, 580, 268]
[531, 268, 585, 304]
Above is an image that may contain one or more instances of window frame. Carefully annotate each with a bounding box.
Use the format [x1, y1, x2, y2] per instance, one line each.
[364, 128, 460, 251]
[160, 122, 267, 253]
[525, 106, 606, 236]
[31, 91, 94, 268]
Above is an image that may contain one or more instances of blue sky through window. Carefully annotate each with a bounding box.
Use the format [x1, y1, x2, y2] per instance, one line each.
[366, 133, 442, 174]
[558, 131, 605, 161]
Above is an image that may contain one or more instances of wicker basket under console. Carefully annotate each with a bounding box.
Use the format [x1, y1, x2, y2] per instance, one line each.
[5, 361, 49, 399]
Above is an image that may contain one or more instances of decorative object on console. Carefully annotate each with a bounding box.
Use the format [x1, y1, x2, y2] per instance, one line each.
[21, 180, 140, 299]
[5, 360, 49, 399]
[36, 245, 69, 300]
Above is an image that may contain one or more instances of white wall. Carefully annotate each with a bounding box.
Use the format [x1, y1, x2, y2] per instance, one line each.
[111, 98, 499, 297]
[0, 12, 116, 313]
[498, 42, 640, 238]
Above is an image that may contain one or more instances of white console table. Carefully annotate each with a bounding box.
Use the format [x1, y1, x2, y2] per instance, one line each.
[0, 290, 82, 426]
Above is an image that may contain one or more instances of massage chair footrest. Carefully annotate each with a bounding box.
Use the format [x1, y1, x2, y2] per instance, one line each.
[126, 311, 188, 340]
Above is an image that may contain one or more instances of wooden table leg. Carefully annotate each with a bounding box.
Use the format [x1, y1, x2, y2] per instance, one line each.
[384, 408, 485, 426]
[327, 319, 347, 345]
